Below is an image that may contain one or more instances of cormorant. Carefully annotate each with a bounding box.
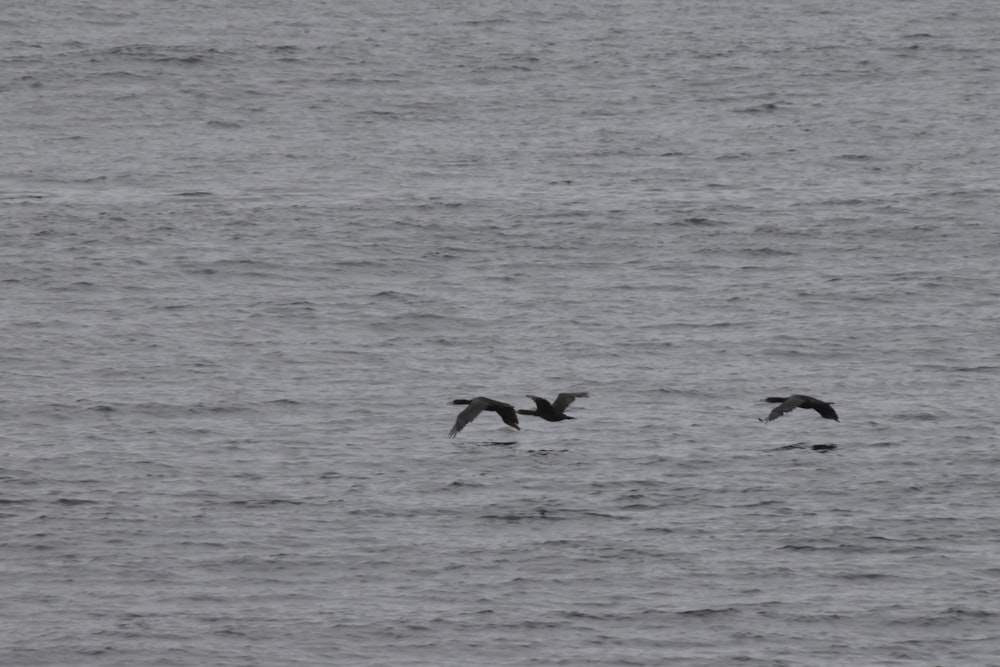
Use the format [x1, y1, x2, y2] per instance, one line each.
[449, 397, 520, 437]
[759, 395, 838, 423]
[518, 392, 588, 422]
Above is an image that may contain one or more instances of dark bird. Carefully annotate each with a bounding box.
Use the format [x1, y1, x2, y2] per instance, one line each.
[759, 395, 839, 423]
[518, 392, 589, 422]
[449, 397, 520, 438]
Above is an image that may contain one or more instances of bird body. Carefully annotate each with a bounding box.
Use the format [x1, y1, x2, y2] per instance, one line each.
[449, 397, 520, 437]
[518, 392, 588, 422]
[760, 395, 838, 423]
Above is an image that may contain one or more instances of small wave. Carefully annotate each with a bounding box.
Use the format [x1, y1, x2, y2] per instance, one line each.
[444, 480, 485, 489]
[835, 572, 894, 581]
[372, 289, 421, 300]
[102, 44, 227, 64]
[667, 217, 730, 227]
[741, 246, 798, 256]
[780, 543, 838, 551]
[677, 607, 740, 617]
[734, 102, 783, 113]
[228, 499, 305, 508]
[775, 443, 838, 452]
[481, 511, 552, 521]
[894, 412, 937, 421]
[206, 120, 241, 129]
[265, 398, 301, 406]
[908, 607, 997, 627]
[941, 607, 995, 619]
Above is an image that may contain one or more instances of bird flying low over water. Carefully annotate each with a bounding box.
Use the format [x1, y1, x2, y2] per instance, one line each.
[759, 395, 838, 423]
[449, 397, 520, 438]
[518, 392, 588, 422]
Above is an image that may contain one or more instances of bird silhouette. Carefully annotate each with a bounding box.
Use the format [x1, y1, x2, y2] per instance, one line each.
[449, 397, 520, 437]
[518, 392, 588, 422]
[759, 395, 838, 423]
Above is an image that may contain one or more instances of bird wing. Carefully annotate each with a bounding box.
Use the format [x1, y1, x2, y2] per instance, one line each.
[449, 398, 488, 437]
[450, 398, 519, 436]
[763, 395, 806, 422]
[526, 395, 554, 410]
[811, 402, 839, 421]
[491, 402, 521, 430]
[552, 392, 588, 413]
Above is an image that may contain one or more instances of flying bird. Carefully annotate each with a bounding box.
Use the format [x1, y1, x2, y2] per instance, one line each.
[449, 397, 520, 438]
[759, 395, 839, 423]
[518, 392, 589, 422]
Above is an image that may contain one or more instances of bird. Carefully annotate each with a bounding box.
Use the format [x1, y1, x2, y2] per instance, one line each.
[518, 392, 588, 422]
[449, 397, 520, 438]
[759, 395, 839, 423]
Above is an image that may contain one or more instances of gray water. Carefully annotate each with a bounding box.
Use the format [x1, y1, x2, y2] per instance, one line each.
[3, 1, 1000, 665]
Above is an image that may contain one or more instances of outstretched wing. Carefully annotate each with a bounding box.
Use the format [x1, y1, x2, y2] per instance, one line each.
[450, 397, 519, 437]
[449, 398, 488, 437]
[811, 401, 839, 421]
[552, 392, 588, 414]
[491, 401, 521, 430]
[762, 395, 806, 423]
[526, 395, 554, 411]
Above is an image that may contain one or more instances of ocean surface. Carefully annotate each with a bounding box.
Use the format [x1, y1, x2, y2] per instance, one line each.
[3, 1, 999, 665]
